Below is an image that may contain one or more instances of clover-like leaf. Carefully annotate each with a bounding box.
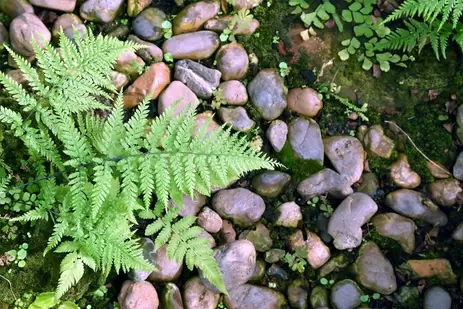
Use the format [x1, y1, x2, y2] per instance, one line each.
[338, 49, 350, 61]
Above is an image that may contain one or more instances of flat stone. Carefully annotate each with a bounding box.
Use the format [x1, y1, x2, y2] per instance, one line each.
[424, 286, 452, 309]
[118, 281, 159, 309]
[287, 87, 323, 117]
[174, 59, 221, 99]
[173, 0, 220, 35]
[427, 160, 451, 179]
[276, 201, 302, 228]
[353, 241, 397, 294]
[216, 42, 249, 81]
[123, 62, 170, 109]
[390, 153, 421, 188]
[371, 213, 416, 254]
[266, 120, 288, 152]
[363, 125, 394, 158]
[328, 193, 378, 250]
[183, 277, 220, 309]
[218, 106, 255, 132]
[132, 7, 166, 41]
[80, 0, 124, 23]
[162, 31, 220, 60]
[158, 81, 200, 116]
[218, 80, 248, 105]
[330, 280, 363, 309]
[248, 69, 287, 120]
[385, 189, 448, 226]
[212, 188, 265, 227]
[323, 136, 364, 185]
[428, 178, 462, 207]
[10, 13, 51, 57]
[297, 168, 353, 199]
[199, 240, 256, 293]
[290, 229, 330, 269]
[224, 284, 286, 309]
[400, 259, 457, 284]
[30, 0, 76, 11]
[251, 171, 291, 198]
[288, 117, 324, 163]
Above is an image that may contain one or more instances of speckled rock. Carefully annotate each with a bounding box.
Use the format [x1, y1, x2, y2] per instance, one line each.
[218, 106, 255, 132]
[216, 42, 249, 81]
[371, 213, 416, 254]
[80, 0, 124, 23]
[197, 206, 222, 233]
[452, 222, 463, 241]
[204, 15, 260, 35]
[52, 13, 83, 39]
[248, 69, 287, 120]
[232, 0, 263, 9]
[287, 87, 323, 117]
[310, 286, 329, 309]
[123, 62, 170, 109]
[127, 0, 152, 17]
[330, 280, 363, 309]
[158, 81, 200, 116]
[162, 31, 220, 60]
[385, 189, 448, 226]
[288, 117, 324, 163]
[328, 193, 378, 250]
[169, 192, 206, 217]
[276, 201, 302, 228]
[353, 242, 397, 294]
[401, 259, 457, 283]
[224, 284, 286, 309]
[132, 7, 166, 41]
[453, 152, 463, 180]
[30, 0, 76, 11]
[160, 283, 183, 309]
[424, 286, 452, 309]
[183, 277, 220, 309]
[239, 223, 273, 252]
[118, 280, 159, 309]
[363, 125, 394, 158]
[323, 136, 365, 185]
[289, 229, 330, 269]
[212, 188, 265, 227]
[127, 35, 163, 63]
[173, 0, 220, 35]
[0, 0, 34, 19]
[174, 59, 221, 99]
[266, 120, 288, 152]
[127, 238, 156, 282]
[428, 178, 462, 207]
[355, 172, 379, 197]
[297, 168, 353, 199]
[251, 171, 290, 198]
[10, 13, 51, 57]
[218, 80, 248, 105]
[114, 51, 145, 80]
[147, 244, 183, 282]
[288, 279, 309, 309]
[390, 154, 421, 188]
[200, 240, 256, 292]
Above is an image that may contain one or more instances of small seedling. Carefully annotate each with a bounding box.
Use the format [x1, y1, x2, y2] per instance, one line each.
[164, 52, 174, 63]
[161, 20, 173, 39]
[272, 35, 280, 44]
[279, 62, 289, 77]
[360, 293, 381, 303]
[7, 242, 28, 268]
[320, 277, 335, 286]
[212, 88, 226, 110]
[319, 203, 334, 217]
[220, 28, 233, 42]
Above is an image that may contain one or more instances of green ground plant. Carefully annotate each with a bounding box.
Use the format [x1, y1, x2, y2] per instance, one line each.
[0, 28, 279, 299]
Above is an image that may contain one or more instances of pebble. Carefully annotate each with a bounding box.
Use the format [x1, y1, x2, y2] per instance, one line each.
[114, 51, 145, 80]
[10, 13, 51, 57]
[158, 81, 200, 116]
[248, 69, 287, 120]
[249, 259, 266, 281]
[123, 62, 171, 109]
[310, 286, 329, 309]
[174, 59, 221, 99]
[0, 0, 34, 19]
[363, 125, 394, 158]
[265, 249, 286, 263]
[390, 154, 421, 188]
[170, 192, 206, 217]
[162, 31, 220, 60]
[323, 136, 365, 185]
[183, 277, 220, 309]
[371, 213, 416, 254]
[319, 254, 350, 277]
[232, 0, 263, 9]
[239, 223, 273, 252]
[287, 87, 323, 117]
[197, 207, 222, 233]
[52, 13, 83, 39]
[452, 222, 463, 241]
[160, 283, 183, 309]
[355, 172, 379, 197]
[224, 284, 286, 309]
[328, 193, 378, 250]
[276, 201, 302, 228]
[289, 229, 330, 269]
[218, 106, 255, 132]
[212, 188, 265, 227]
[427, 160, 451, 179]
[127, 0, 152, 17]
[287, 279, 309, 309]
[200, 240, 256, 292]
[30, 0, 76, 11]
[127, 238, 156, 282]
[251, 171, 291, 198]
[204, 15, 260, 35]
[403, 259, 457, 283]
[267, 264, 289, 280]
[423, 286, 452, 309]
[453, 152, 463, 180]
[127, 35, 163, 63]
[219, 219, 236, 243]
[353, 241, 397, 294]
[288, 118, 324, 163]
[330, 280, 363, 309]
[297, 168, 353, 199]
[132, 7, 166, 41]
[218, 80, 248, 105]
[266, 120, 288, 152]
[80, 0, 124, 23]
[385, 189, 448, 226]
[173, 0, 220, 35]
[118, 281, 159, 309]
[428, 178, 462, 207]
[216, 42, 249, 81]
[0, 23, 8, 54]
[147, 244, 183, 282]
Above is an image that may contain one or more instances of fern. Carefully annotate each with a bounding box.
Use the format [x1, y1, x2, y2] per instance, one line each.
[0, 27, 279, 298]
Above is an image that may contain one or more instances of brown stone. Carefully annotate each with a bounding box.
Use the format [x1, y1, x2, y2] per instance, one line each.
[204, 15, 260, 35]
[287, 87, 323, 117]
[364, 125, 394, 158]
[427, 160, 452, 179]
[30, 0, 76, 12]
[162, 31, 220, 60]
[390, 154, 421, 189]
[157, 81, 199, 116]
[218, 80, 248, 105]
[123, 62, 171, 109]
[118, 281, 159, 309]
[216, 42, 249, 80]
[0, 0, 34, 19]
[115, 51, 145, 80]
[52, 13, 83, 39]
[405, 259, 457, 283]
[173, 0, 220, 35]
[127, 0, 152, 17]
[290, 229, 330, 269]
[232, 0, 263, 9]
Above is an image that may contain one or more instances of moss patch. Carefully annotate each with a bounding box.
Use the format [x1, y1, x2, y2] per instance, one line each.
[276, 142, 324, 181]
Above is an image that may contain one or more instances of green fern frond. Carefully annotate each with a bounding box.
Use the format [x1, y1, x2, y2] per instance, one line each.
[56, 252, 85, 299]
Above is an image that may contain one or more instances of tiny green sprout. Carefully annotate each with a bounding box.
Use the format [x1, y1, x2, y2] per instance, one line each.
[360, 294, 370, 302]
[220, 28, 232, 42]
[162, 20, 173, 39]
[279, 62, 289, 77]
[272, 35, 280, 44]
[120, 18, 128, 26]
[164, 52, 174, 63]
[320, 278, 328, 285]
[372, 293, 381, 300]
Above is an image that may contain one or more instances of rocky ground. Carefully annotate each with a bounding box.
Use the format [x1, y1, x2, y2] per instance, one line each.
[1, 0, 463, 309]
